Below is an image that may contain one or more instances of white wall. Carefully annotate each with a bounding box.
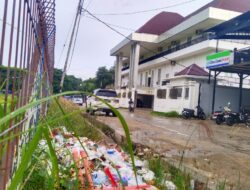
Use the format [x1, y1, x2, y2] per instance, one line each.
[153, 80, 200, 113]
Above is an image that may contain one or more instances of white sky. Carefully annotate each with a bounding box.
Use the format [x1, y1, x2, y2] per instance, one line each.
[1, 0, 213, 80]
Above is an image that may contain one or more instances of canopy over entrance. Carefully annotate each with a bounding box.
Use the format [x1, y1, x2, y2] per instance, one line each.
[205, 11, 250, 113]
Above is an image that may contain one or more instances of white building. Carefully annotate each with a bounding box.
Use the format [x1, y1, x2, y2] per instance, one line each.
[111, 0, 250, 114]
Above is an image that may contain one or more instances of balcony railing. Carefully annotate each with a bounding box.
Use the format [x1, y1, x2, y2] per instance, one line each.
[121, 34, 211, 71]
[139, 34, 211, 65]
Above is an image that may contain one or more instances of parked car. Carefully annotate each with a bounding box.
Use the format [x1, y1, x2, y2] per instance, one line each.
[63, 95, 83, 106]
[86, 89, 119, 116]
[71, 95, 84, 106]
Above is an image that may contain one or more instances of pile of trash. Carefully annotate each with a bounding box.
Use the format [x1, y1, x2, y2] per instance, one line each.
[49, 127, 160, 190]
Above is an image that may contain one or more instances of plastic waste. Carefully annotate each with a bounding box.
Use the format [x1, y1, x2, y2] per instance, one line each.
[142, 170, 155, 182]
[92, 170, 108, 185]
[165, 180, 176, 190]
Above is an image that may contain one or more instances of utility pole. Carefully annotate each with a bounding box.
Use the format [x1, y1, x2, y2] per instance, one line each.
[59, 0, 84, 92]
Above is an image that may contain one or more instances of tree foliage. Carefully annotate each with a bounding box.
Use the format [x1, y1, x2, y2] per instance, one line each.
[53, 66, 114, 93]
[95, 66, 114, 89]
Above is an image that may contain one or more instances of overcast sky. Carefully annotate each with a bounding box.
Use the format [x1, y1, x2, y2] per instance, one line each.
[56, 0, 212, 79]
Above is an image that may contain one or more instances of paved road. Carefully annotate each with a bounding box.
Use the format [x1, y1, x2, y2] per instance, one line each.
[97, 109, 250, 189]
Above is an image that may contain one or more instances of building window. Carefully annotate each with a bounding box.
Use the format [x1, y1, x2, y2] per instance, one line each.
[122, 92, 126, 98]
[169, 87, 182, 99]
[128, 91, 132, 98]
[145, 72, 148, 86]
[140, 73, 143, 86]
[151, 70, 154, 87]
[162, 80, 170, 86]
[187, 36, 192, 45]
[177, 88, 182, 98]
[157, 68, 161, 85]
[157, 89, 167, 99]
[117, 93, 121, 98]
[185, 88, 189, 99]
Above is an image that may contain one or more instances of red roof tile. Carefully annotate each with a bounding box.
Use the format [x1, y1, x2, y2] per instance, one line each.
[175, 64, 209, 76]
[136, 12, 184, 35]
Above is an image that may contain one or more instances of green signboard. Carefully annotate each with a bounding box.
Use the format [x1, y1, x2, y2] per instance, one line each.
[206, 50, 234, 69]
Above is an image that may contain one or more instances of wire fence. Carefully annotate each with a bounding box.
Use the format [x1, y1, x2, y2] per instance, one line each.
[0, 0, 55, 188]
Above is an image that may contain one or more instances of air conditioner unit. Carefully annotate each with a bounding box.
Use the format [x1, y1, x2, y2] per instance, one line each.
[195, 29, 203, 35]
[170, 60, 176, 66]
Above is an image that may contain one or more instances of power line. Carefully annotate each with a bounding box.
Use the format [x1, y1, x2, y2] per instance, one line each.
[85, 0, 94, 9]
[91, 0, 198, 16]
[83, 8, 220, 75]
[68, 11, 82, 71]
[83, 15, 135, 31]
[56, 15, 76, 67]
[60, 0, 84, 92]
[84, 8, 188, 69]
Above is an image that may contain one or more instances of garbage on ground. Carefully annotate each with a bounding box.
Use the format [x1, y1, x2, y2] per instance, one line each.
[48, 127, 168, 189]
[165, 180, 176, 190]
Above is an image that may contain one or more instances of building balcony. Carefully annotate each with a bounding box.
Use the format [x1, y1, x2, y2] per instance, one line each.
[121, 34, 211, 71]
[140, 34, 211, 65]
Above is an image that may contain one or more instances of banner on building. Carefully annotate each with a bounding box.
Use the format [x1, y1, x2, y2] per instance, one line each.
[206, 50, 234, 69]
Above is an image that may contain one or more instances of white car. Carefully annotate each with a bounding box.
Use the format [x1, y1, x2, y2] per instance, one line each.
[86, 89, 119, 116]
[70, 95, 83, 106]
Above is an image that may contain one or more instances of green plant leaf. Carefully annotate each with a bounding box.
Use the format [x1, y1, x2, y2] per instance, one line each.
[8, 125, 43, 190]
[43, 125, 60, 189]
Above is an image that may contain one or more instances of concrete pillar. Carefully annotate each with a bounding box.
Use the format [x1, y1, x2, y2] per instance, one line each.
[129, 42, 140, 90]
[115, 55, 122, 89]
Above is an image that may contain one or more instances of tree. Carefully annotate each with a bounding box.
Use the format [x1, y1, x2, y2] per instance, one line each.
[95, 66, 114, 89]
[52, 65, 115, 93]
[53, 68, 83, 93]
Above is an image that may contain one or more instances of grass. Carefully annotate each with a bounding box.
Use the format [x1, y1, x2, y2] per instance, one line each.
[0, 94, 16, 118]
[0, 90, 138, 190]
[151, 110, 180, 118]
[148, 157, 191, 190]
[43, 97, 102, 141]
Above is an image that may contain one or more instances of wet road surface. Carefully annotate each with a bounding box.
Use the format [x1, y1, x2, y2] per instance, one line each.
[96, 109, 250, 189]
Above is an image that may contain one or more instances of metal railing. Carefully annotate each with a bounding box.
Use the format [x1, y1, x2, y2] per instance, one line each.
[0, 0, 55, 188]
[121, 34, 211, 71]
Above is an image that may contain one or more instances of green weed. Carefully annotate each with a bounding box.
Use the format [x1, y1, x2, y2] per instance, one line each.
[151, 111, 180, 118]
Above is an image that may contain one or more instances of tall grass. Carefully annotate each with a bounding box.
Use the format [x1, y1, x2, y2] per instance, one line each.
[0, 91, 137, 190]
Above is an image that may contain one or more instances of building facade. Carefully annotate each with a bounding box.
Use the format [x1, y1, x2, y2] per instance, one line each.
[111, 0, 250, 114]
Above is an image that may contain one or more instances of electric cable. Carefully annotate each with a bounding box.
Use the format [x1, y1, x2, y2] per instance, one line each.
[68, 14, 82, 71]
[56, 15, 76, 67]
[84, 8, 188, 69]
[83, 15, 135, 31]
[91, 0, 198, 16]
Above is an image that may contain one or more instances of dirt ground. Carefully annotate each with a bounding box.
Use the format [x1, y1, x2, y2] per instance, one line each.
[96, 109, 250, 189]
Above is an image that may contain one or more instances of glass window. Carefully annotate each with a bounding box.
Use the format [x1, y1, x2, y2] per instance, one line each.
[177, 88, 182, 98]
[185, 88, 189, 99]
[169, 87, 182, 99]
[157, 89, 167, 99]
[96, 90, 117, 97]
[128, 91, 132, 98]
[122, 92, 126, 98]
[140, 73, 143, 86]
[157, 69, 161, 85]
